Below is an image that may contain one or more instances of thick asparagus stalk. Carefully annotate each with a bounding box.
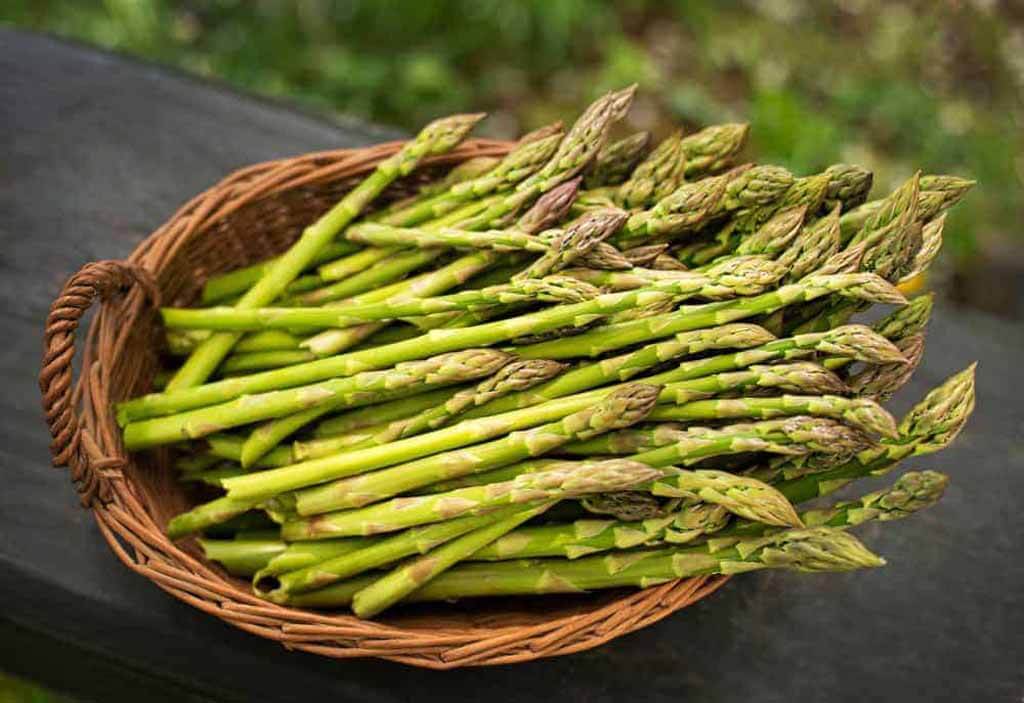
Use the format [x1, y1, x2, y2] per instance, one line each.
[122, 349, 512, 449]
[291, 383, 661, 514]
[349, 502, 554, 618]
[286, 527, 883, 608]
[197, 538, 286, 577]
[166, 113, 483, 390]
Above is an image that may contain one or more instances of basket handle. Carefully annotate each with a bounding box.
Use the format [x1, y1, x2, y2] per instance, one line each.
[39, 260, 161, 505]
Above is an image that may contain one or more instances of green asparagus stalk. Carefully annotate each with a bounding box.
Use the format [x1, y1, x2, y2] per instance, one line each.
[899, 215, 945, 283]
[292, 383, 661, 514]
[778, 205, 842, 282]
[575, 242, 633, 270]
[579, 491, 675, 521]
[514, 272, 905, 359]
[198, 538, 287, 577]
[351, 502, 555, 618]
[514, 208, 628, 280]
[733, 206, 807, 258]
[622, 243, 669, 267]
[311, 387, 459, 437]
[584, 131, 651, 188]
[286, 527, 882, 608]
[123, 349, 512, 449]
[453, 86, 636, 231]
[254, 537, 375, 580]
[679, 123, 750, 176]
[283, 458, 662, 539]
[846, 334, 925, 402]
[166, 113, 483, 390]
[616, 131, 686, 208]
[822, 164, 873, 211]
[561, 254, 785, 297]
[648, 393, 899, 438]
[616, 170, 733, 243]
[257, 503, 533, 599]
[343, 222, 550, 252]
[369, 155, 501, 219]
[199, 241, 359, 305]
[370, 359, 567, 444]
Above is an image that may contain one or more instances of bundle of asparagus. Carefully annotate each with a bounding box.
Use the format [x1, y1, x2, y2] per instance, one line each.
[117, 87, 976, 620]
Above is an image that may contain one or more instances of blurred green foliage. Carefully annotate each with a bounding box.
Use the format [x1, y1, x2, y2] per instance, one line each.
[0, 671, 67, 703]
[3, 0, 1022, 263]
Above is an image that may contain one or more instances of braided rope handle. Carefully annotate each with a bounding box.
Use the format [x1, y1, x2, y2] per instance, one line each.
[40, 260, 160, 505]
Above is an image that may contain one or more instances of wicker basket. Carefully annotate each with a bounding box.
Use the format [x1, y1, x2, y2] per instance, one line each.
[38, 138, 728, 668]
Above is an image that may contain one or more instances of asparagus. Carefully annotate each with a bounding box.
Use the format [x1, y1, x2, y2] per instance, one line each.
[283, 458, 662, 539]
[122, 349, 512, 449]
[258, 503, 533, 600]
[622, 243, 670, 267]
[166, 113, 483, 390]
[561, 255, 785, 297]
[514, 208, 628, 280]
[254, 537, 375, 581]
[291, 383, 661, 514]
[779, 205, 842, 282]
[514, 272, 905, 360]
[198, 538, 286, 577]
[900, 215, 945, 283]
[291, 248, 440, 305]
[822, 164, 874, 211]
[846, 334, 925, 402]
[161, 275, 603, 332]
[371, 359, 567, 443]
[456, 87, 636, 232]
[472, 468, 945, 562]
[349, 502, 554, 618]
[286, 527, 883, 608]
[584, 131, 651, 188]
[311, 387, 459, 437]
[616, 131, 687, 208]
[678, 123, 750, 176]
[580, 491, 675, 521]
[648, 394, 899, 439]
[575, 242, 633, 270]
[371, 155, 500, 218]
[616, 171, 733, 243]
[734, 206, 807, 257]
[199, 241, 359, 305]
[343, 222, 550, 253]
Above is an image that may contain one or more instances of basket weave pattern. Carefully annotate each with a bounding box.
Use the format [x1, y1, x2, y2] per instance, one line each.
[38, 138, 728, 668]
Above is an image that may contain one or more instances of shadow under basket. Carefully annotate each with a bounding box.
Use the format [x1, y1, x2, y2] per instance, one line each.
[38, 138, 728, 668]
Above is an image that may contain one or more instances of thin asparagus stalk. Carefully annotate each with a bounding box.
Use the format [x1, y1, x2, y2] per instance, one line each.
[291, 249, 439, 305]
[584, 131, 651, 188]
[579, 491, 675, 521]
[205, 435, 294, 468]
[282, 458, 662, 539]
[647, 394, 899, 438]
[199, 241, 359, 305]
[259, 504, 532, 599]
[254, 537, 375, 580]
[343, 222, 550, 252]
[351, 502, 554, 618]
[166, 113, 483, 390]
[311, 387, 459, 437]
[513, 208, 628, 280]
[286, 527, 883, 608]
[575, 241, 633, 270]
[370, 155, 501, 219]
[822, 164, 873, 211]
[292, 384, 661, 514]
[161, 275, 602, 332]
[123, 349, 512, 449]
[513, 272, 905, 360]
[846, 334, 925, 402]
[615, 170, 733, 243]
[560, 255, 785, 297]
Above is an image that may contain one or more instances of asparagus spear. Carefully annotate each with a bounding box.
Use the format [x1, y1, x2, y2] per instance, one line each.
[370, 359, 567, 443]
[166, 113, 483, 390]
[350, 502, 554, 618]
[580, 491, 675, 521]
[291, 383, 661, 514]
[822, 164, 873, 211]
[311, 387, 459, 437]
[575, 242, 633, 270]
[258, 503, 533, 600]
[648, 394, 899, 439]
[561, 255, 785, 297]
[199, 241, 359, 305]
[197, 538, 286, 577]
[342, 222, 550, 253]
[514, 208, 628, 280]
[616, 171, 733, 243]
[370, 154, 501, 219]
[286, 527, 883, 608]
[470, 468, 945, 562]
[160, 275, 602, 332]
[123, 349, 512, 449]
[514, 272, 905, 360]
[616, 131, 686, 208]
[454, 86, 636, 231]
[678, 123, 750, 176]
[846, 334, 925, 402]
[283, 458, 662, 539]
[584, 131, 651, 188]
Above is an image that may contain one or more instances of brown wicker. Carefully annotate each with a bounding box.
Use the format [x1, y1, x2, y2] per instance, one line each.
[38, 138, 728, 668]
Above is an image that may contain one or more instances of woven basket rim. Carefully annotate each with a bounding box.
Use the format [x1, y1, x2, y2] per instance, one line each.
[38, 137, 728, 668]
